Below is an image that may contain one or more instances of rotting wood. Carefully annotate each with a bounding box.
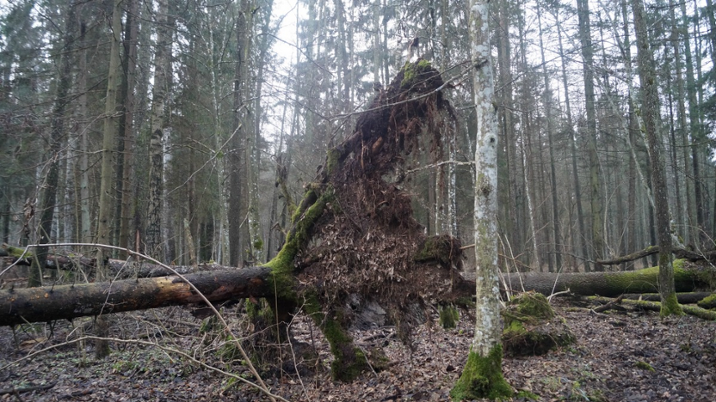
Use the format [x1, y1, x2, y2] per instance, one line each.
[589, 296, 716, 320]
[597, 245, 716, 265]
[501, 261, 714, 297]
[0, 266, 272, 326]
[621, 292, 713, 304]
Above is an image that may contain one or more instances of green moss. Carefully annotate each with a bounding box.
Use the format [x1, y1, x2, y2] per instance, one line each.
[303, 292, 369, 381]
[326, 148, 340, 175]
[515, 390, 540, 400]
[400, 60, 433, 89]
[414, 235, 457, 266]
[509, 292, 554, 321]
[502, 292, 575, 356]
[660, 292, 684, 317]
[439, 305, 459, 329]
[263, 188, 331, 302]
[697, 293, 716, 309]
[635, 361, 655, 372]
[603, 261, 695, 294]
[450, 345, 513, 401]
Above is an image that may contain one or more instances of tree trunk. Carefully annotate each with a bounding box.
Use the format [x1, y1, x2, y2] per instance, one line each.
[146, 0, 170, 258]
[555, 8, 589, 272]
[451, 1, 512, 399]
[116, 0, 138, 259]
[502, 262, 711, 298]
[537, 1, 561, 272]
[576, 0, 604, 269]
[631, 0, 682, 316]
[29, 1, 77, 287]
[0, 267, 272, 326]
[95, 0, 124, 359]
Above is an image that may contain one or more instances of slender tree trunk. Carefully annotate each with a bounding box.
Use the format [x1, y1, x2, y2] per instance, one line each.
[229, 0, 252, 267]
[116, 0, 138, 259]
[517, 11, 539, 271]
[576, 0, 603, 270]
[451, 1, 511, 399]
[677, 0, 705, 246]
[631, 0, 682, 316]
[29, 1, 77, 287]
[536, 1, 560, 272]
[497, 0, 519, 267]
[95, 0, 124, 359]
[555, 10, 589, 272]
[146, 0, 170, 258]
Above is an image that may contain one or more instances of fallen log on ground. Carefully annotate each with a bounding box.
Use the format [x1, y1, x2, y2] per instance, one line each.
[621, 292, 713, 304]
[1, 244, 217, 278]
[0, 267, 272, 326]
[0, 62, 467, 382]
[589, 296, 716, 320]
[501, 261, 715, 297]
[2, 243, 96, 271]
[598, 245, 716, 265]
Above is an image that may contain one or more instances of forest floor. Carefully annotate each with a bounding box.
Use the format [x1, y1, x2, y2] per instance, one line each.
[0, 297, 714, 402]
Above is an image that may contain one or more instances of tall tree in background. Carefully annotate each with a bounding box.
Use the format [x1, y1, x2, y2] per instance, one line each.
[451, 0, 512, 399]
[631, 0, 682, 316]
[95, 0, 124, 359]
[576, 0, 603, 270]
[228, 0, 252, 267]
[147, 0, 171, 258]
[29, 0, 77, 287]
[116, 0, 139, 258]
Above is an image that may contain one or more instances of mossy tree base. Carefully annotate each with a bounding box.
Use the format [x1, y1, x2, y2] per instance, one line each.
[450, 345, 513, 401]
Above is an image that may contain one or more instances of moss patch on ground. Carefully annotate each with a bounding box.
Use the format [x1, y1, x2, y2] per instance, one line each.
[502, 292, 575, 356]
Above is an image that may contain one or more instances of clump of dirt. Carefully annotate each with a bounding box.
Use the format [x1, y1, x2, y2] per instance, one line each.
[295, 61, 464, 339]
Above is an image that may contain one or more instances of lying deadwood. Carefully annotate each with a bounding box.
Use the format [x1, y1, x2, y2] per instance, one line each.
[0, 266, 272, 326]
[598, 245, 716, 265]
[2, 243, 225, 278]
[2, 243, 95, 271]
[501, 261, 715, 297]
[698, 294, 716, 309]
[0, 62, 466, 382]
[622, 292, 713, 304]
[589, 296, 716, 320]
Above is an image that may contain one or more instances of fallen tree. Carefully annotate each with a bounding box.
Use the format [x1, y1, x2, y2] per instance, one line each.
[0, 61, 467, 381]
[501, 260, 715, 297]
[589, 296, 716, 320]
[597, 245, 716, 265]
[2, 243, 215, 278]
[0, 267, 272, 326]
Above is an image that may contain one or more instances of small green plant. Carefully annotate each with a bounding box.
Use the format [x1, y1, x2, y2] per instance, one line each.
[439, 305, 459, 329]
[635, 361, 655, 372]
[516, 390, 540, 400]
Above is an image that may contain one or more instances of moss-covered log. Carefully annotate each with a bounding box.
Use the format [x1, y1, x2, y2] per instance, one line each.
[597, 245, 716, 265]
[502, 260, 714, 297]
[0, 267, 272, 326]
[589, 296, 716, 320]
[622, 292, 713, 304]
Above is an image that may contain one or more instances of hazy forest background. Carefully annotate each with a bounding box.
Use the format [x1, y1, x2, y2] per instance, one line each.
[1, 0, 715, 276]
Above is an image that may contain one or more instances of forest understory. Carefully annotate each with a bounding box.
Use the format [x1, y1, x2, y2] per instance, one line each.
[0, 296, 714, 402]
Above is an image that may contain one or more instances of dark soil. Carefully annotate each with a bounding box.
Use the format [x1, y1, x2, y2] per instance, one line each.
[1, 298, 714, 401]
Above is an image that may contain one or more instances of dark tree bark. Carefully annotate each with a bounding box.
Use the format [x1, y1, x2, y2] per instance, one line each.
[30, 1, 77, 287]
[0, 267, 272, 326]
